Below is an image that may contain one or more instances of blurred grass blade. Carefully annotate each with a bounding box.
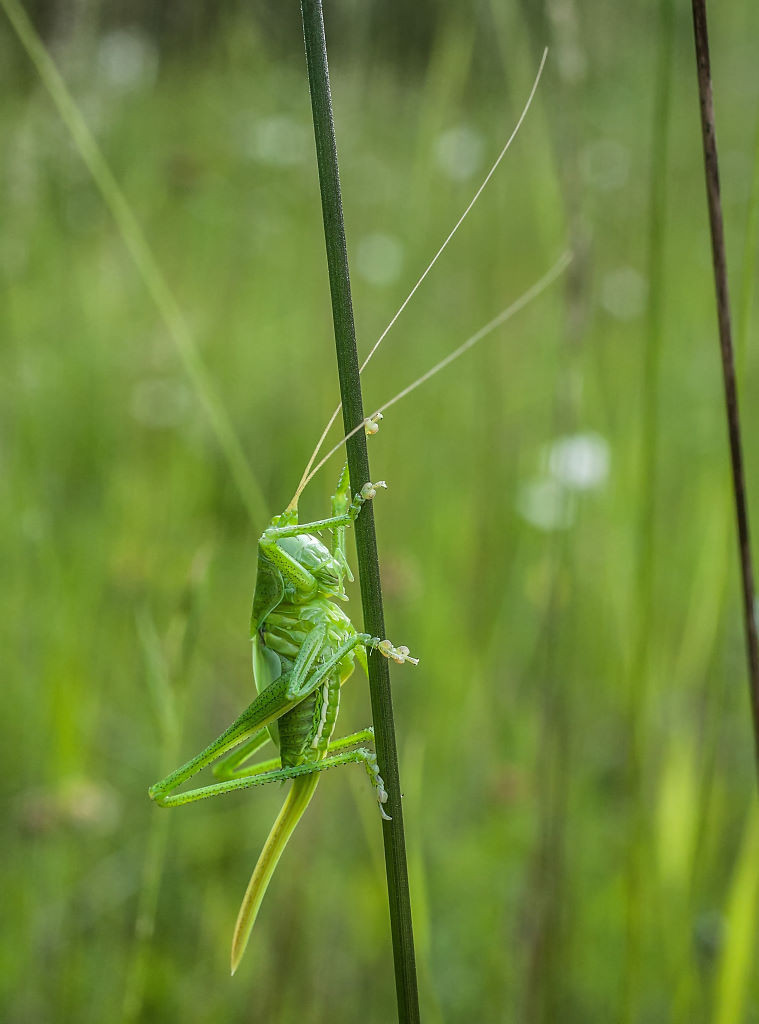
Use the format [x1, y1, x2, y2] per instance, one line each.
[623, 0, 674, 1013]
[122, 609, 179, 1024]
[737, 110, 759, 373]
[0, 0, 268, 527]
[712, 805, 759, 1024]
[135, 608, 177, 744]
[123, 553, 209, 1022]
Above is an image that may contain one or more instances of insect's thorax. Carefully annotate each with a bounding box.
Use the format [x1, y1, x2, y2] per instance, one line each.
[255, 529, 358, 766]
[279, 533, 345, 600]
[263, 595, 355, 672]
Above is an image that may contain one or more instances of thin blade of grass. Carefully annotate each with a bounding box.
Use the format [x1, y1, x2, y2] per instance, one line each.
[712, 805, 759, 1024]
[0, 0, 268, 527]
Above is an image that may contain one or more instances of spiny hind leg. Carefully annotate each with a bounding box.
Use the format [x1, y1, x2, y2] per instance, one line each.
[150, 747, 392, 816]
[212, 729, 273, 781]
[149, 673, 298, 807]
[215, 728, 385, 808]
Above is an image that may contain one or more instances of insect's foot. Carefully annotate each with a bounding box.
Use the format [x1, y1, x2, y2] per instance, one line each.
[377, 638, 419, 666]
[363, 748, 392, 821]
[364, 411, 383, 436]
[359, 480, 388, 502]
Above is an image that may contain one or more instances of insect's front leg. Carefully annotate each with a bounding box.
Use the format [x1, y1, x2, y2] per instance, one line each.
[268, 480, 388, 542]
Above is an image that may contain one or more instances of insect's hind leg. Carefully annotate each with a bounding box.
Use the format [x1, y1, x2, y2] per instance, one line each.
[211, 728, 386, 808]
[212, 729, 273, 781]
[149, 673, 298, 807]
[148, 746, 392, 815]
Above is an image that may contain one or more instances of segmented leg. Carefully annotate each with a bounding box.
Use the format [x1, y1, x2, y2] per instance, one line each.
[212, 729, 271, 781]
[160, 723, 389, 816]
[285, 631, 418, 700]
[149, 745, 391, 815]
[264, 480, 387, 544]
[150, 637, 415, 807]
[149, 672, 300, 807]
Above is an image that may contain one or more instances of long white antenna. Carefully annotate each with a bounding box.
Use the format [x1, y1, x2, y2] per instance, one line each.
[287, 47, 549, 511]
[297, 250, 571, 495]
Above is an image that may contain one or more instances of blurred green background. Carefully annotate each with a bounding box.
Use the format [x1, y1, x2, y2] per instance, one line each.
[3, 0, 759, 1021]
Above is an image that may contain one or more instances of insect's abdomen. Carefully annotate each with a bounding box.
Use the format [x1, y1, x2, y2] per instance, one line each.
[278, 673, 340, 768]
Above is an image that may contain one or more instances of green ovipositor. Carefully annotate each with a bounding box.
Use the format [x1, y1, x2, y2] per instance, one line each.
[231, 773, 320, 974]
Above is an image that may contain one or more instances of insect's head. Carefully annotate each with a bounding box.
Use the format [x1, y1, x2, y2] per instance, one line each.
[312, 555, 346, 597]
[277, 533, 349, 601]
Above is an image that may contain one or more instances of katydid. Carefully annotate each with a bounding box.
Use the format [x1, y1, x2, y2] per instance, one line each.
[149, 49, 568, 975]
[149, 468, 417, 973]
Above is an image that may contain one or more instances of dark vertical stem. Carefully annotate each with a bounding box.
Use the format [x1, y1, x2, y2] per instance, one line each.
[690, 0, 759, 783]
[299, 2, 421, 1021]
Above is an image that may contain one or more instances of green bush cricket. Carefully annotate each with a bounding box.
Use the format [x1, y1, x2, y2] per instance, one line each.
[149, 462, 418, 973]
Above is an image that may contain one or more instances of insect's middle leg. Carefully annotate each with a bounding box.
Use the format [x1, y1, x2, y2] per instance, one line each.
[285, 632, 417, 701]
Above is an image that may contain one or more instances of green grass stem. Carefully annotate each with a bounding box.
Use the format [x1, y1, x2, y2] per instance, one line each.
[623, 0, 675, 1015]
[299, 2, 420, 1020]
[121, 550, 209, 1023]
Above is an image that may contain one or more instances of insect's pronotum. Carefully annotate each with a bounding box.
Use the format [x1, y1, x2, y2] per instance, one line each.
[149, 49, 568, 974]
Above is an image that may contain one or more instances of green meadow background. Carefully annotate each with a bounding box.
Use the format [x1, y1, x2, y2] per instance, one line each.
[3, 1, 759, 1020]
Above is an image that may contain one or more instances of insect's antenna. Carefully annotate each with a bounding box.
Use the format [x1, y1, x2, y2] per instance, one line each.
[286, 46, 549, 513]
[298, 250, 572, 494]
